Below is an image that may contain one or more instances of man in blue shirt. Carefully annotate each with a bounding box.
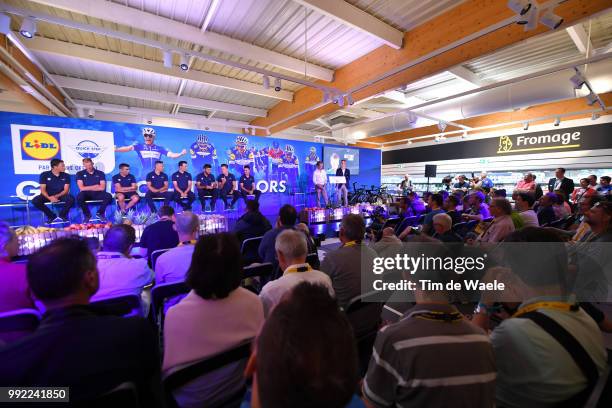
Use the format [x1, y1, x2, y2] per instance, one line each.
[217, 163, 239, 210]
[239, 165, 261, 204]
[195, 164, 219, 212]
[453, 174, 470, 191]
[32, 158, 75, 223]
[145, 161, 172, 213]
[76, 158, 113, 223]
[112, 163, 140, 215]
[171, 161, 195, 211]
[115, 127, 186, 175]
[421, 193, 446, 235]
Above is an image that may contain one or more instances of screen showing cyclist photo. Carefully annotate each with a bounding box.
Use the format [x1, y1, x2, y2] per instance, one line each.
[323, 146, 360, 175]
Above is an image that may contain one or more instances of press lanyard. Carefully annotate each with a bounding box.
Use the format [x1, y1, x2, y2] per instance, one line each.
[513, 301, 579, 318]
[179, 240, 197, 246]
[96, 254, 123, 260]
[405, 310, 463, 323]
[343, 241, 358, 248]
[285, 264, 312, 274]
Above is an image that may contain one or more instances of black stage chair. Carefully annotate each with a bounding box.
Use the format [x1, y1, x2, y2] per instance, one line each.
[163, 340, 253, 408]
[90, 294, 142, 317]
[150, 248, 172, 271]
[240, 236, 263, 266]
[0, 308, 41, 343]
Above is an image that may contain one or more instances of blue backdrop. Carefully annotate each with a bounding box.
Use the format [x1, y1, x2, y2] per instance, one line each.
[0, 111, 380, 223]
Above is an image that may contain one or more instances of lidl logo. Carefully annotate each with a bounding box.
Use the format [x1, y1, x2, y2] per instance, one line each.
[20, 130, 60, 160]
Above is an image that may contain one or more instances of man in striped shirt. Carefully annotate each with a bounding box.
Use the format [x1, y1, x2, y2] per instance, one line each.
[362, 272, 496, 408]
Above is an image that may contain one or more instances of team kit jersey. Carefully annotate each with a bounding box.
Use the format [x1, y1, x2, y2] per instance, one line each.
[279, 154, 299, 186]
[239, 175, 256, 191]
[39, 171, 70, 195]
[76, 169, 106, 186]
[133, 143, 169, 172]
[227, 147, 255, 176]
[217, 173, 237, 194]
[172, 171, 192, 191]
[196, 172, 216, 190]
[112, 174, 137, 197]
[146, 171, 169, 189]
[190, 142, 218, 172]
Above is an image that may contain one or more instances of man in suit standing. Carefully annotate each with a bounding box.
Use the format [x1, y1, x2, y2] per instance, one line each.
[335, 159, 350, 206]
[548, 167, 574, 202]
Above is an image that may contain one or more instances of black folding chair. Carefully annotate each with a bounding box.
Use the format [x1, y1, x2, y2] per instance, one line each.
[163, 340, 253, 408]
[151, 281, 190, 328]
[0, 309, 41, 342]
[344, 292, 385, 376]
[381, 217, 401, 230]
[241, 263, 274, 293]
[306, 252, 320, 270]
[240, 236, 263, 265]
[150, 248, 172, 271]
[90, 294, 143, 317]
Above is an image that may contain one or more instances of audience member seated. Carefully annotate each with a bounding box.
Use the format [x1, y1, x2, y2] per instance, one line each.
[453, 174, 470, 191]
[156, 211, 199, 284]
[245, 282, 360, 408]
[477, 198, 515, 243]
[596, 175, 611, 198]
[163, 233, 263, 407]
[0, 238, 163, 405]
[514, 172, 536, 194]
[443, 195, 462, 225]
[462, 191, 490, 222]
[583, 201, 612, 243]
[0, 222, 33, 313]
[431, 213, 462, 242]
[362, 256, 496, 408]
[0, 222, 34, 343]
[259, 229, 332, 316]
[536, 193, 558, 226]
[491, 188, 507, 198]
[370, 227, 402, 256]
[552, 191, 570, 220]
[405, 191, 425, 216]
[140, 205, 179, 267]
[320, 214, 378, 336]
[258, 204, 297, 264]
[233, 199, 272, 243]
[476, 228, 607, 408]
[571, 178, 596, 205]
[514, 192, 539, 228]
[295, 222, 317, 256]
[421, 193, 445, 235]
[91, 224, 152, 304]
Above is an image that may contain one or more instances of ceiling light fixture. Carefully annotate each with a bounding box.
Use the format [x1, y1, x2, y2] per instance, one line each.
[19, 17, 36, 38]
[523, 122, 529, 131]
[569, 72, 585, 89]
[322, 91, 330, 103]
[346, 94, 354, 106]
[585, 92, 598, 106]
[274, 77, 281, 92]
[507, 0, 532, 15]
[179, 53, 189, 71]
[87, 108, 95, 119]
[262, 75, 270, 90]
[163, 50, 173, 68]
[437, 121, 447, 132]
[0, 14, 10, 35]
[553, 116, 560, 126]
[406, 140, 413, 145]
[539, 9, 563, 29]
[591, 112, 600, 121]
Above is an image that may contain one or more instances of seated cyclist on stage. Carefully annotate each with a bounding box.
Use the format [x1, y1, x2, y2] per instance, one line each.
[195, 164, 219, 212]
[112, 163, 140, 215]
[145, 161, 173, 213]
[239, 165, 261, 204]
[32, 159, 75, 224]
[76, 158, 113, 223]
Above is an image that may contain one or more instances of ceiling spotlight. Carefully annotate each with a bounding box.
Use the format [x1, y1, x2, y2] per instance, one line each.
[460, 131, 468, 139]
[553, 116, 560, 126]
[591, 112, 600, 121]
[569, 72, 585, 90]
[507, 0, 532, 16]
[523, 122, 529, 131]
[76, 107, 84, 118]
[179, 53, 189, 71]
[337, 95, 345, 108]
[0, 14, 11, 36]
[87, 108, 95, 119]
[518, 3, 539, 30]
[585, 92, 598, 106]
[145, 116, 153, 125]
[262, 75, 270, 90]
[346, 94, 354, 106]
[274, 77, 281, 92]
[266, 128, 271, 136]
[540, 9, 563, 30]
[163, 50, 173, 68]
[437, 121, 447, 132]
[406, 140, 413, 145]
[434, 135, 441, 143]
[19, 17, 37, 39]
[250, 127, 256, 135]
